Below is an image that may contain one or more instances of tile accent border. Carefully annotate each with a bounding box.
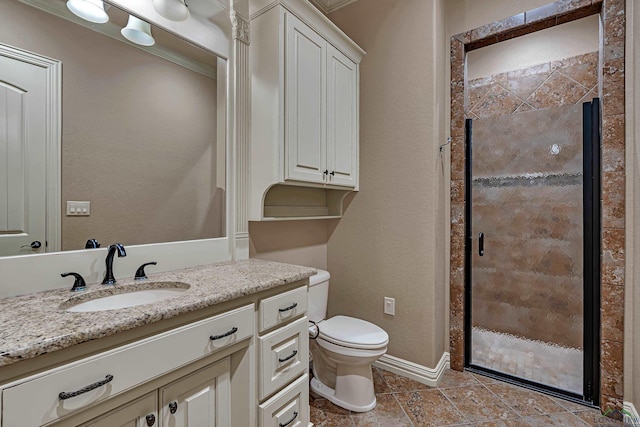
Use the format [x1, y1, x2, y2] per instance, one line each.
[373, 352, 450, 387]
[449, 0, 625, 413]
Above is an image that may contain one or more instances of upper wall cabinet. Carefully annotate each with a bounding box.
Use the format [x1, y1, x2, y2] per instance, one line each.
[249, 0, 364, 220]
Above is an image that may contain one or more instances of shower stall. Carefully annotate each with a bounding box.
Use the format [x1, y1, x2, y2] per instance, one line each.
[465, 99, 600, 403]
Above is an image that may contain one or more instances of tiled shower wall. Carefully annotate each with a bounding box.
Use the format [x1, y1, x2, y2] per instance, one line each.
[449, 0, 626, 413]
[467, 52, 599, 119]
[468, 53, 597, 349]
[471, 104, 585, 349]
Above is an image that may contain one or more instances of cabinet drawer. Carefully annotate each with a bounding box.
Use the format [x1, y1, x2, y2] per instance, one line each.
[259, 317, 308, 400]
[259, 286, 307, 333]
[259, 373, 309, 427]
[2, 304, 253, 427]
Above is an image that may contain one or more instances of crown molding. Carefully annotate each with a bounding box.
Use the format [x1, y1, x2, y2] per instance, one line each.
[308, 0, 359, 14]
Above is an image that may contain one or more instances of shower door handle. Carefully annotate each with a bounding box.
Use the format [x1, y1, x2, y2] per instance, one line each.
[479, 232, 484, 256]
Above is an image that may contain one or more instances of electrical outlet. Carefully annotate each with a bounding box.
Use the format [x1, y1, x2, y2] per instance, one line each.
[66, 201, 91, 216]
[384, 297, 395, 316]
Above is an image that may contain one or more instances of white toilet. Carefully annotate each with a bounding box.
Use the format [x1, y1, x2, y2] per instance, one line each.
[308, 269, 389, 412]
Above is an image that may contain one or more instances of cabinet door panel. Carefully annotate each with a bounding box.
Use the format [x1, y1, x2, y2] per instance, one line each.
[327, 45, 357, 188]
[160, 358, 230, 427]
[285, 13, 326, 184]
[82, 392, 156, 427]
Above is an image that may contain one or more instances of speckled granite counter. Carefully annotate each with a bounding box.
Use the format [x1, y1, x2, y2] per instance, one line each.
[0, 259, 316, 367]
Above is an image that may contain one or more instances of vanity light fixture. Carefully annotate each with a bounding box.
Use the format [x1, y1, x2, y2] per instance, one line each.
[152, 0, 190, 22]
[121, 15, 156, 46]
[66, 0, 109, 24]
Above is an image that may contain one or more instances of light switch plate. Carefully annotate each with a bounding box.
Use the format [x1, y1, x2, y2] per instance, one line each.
[384, 297, 395, 316]
[66, 201, 91, 216]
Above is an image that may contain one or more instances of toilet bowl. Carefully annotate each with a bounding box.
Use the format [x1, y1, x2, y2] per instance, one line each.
[308, 270, 389, 412]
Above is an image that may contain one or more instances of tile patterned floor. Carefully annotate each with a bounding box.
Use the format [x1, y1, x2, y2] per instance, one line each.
[310, 368, 627, 427]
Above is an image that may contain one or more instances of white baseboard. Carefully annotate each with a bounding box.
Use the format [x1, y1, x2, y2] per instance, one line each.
[624, 401, 640, 425]
[373, 352, 449, 387]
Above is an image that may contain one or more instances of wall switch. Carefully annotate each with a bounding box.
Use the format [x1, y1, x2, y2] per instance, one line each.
[66, 201, 91, 216]
[384, 297, 395, 316]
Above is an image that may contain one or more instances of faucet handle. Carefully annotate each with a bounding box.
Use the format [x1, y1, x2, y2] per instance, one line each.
[135, 262, 157, 280]
[85, 239, 100, 249]
[61, 272, 87, 292]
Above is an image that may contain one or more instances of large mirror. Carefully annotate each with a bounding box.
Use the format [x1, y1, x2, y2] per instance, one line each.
[0, 0, 228, 257]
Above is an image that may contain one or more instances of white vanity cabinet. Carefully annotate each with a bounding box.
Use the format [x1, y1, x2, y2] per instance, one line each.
[1, 305, 253, 427]
[80, 392, 157, 427]
[256, 286, 310, 427]
[249, 0, 364, 220]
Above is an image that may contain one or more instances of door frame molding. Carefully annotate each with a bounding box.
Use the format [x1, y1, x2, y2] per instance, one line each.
[0, 43, 61, 253]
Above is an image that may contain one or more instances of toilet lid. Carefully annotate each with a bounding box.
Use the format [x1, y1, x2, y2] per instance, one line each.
[318, 315, 389, 349]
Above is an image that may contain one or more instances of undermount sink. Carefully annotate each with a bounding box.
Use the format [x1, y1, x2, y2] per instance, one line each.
[62, 282, 190, 312]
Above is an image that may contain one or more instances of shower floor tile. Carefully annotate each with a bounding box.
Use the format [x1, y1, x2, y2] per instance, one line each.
[309, 367, 627, 426]
[471, 327, 583, 394]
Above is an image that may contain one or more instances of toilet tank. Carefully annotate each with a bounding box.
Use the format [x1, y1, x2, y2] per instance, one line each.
[308, 269, 331, 323]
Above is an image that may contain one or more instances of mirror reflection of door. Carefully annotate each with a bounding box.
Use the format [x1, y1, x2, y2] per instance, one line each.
[0, 47, 60, 256]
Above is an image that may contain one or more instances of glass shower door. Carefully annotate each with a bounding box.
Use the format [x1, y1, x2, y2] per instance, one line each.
[468, 103, 591, 395]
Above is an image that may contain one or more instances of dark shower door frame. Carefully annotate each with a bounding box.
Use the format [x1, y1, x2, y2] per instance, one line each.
[463, 99, 601, 406]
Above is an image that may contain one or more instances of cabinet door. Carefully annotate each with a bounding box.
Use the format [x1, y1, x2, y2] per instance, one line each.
[326, 45, 358, 188]
[82, 392, 157, 427]
[160, 357, 231, 427]
[285, 13, 326, 184]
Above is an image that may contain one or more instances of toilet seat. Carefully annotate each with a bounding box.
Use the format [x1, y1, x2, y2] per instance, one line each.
[318, 315, 389, 350]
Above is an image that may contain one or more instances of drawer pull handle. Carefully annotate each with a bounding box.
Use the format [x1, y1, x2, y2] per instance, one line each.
[58, 374, 114, 400]
[278, 350, 298, 363]
[279, 411, 298, 427]
[210, 327, 238, 341]
[169, 401, 178, 414]
[146, 414, 156, 426]
[278, 302, 298, 313]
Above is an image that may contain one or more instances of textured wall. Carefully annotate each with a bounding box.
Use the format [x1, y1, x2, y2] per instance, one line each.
[249, 220, 328, 269]
[0, 1, 223, 251]
[326, 0, 448, 368]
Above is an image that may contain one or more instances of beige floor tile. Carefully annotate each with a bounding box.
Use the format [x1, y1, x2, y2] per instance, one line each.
[441, 385, 517, 423]
[524, 412, 590, 426]
[372, 367, 392, 394]
[395, 389, 467, 427]
[485, 382, 566, 416]
[351, 394, 413, 426]
[475, 419, 534, 427]
[310, 398, 355, 427]
[379, 369, 432, 393]
[437, 369, 482, 388]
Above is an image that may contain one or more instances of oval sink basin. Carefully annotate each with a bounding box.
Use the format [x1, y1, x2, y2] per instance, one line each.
[63, 283, 190, 312]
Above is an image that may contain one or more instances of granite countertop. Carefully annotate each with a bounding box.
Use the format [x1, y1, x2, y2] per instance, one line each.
[0, 259, 316, 367]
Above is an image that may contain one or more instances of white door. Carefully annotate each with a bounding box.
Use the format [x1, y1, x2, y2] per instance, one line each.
[82, 392, 157, 427]
[326, 45, 357, 188]
[0, 47, 60, 256]
[160, 358, 231, 427]
[285, 13, 326, 185]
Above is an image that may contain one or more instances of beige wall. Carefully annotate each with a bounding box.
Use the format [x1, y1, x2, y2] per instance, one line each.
[326, 0, 448, 368]
[0, 1, 223, 251]
[625, 0, 639, 411]
[249, 220, 329, 269]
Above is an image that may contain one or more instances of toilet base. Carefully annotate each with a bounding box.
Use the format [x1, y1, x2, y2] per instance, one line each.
[310, 377, 377, 412]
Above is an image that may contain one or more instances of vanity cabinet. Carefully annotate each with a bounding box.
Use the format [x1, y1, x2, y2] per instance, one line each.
[159, 358, 231, 427]
[80, 359, 230, 427]
[80, 392, 157, 427]
[256, 286, 310, 426]
[249, 0, 364, 220]
[1, 305, 252, 427]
